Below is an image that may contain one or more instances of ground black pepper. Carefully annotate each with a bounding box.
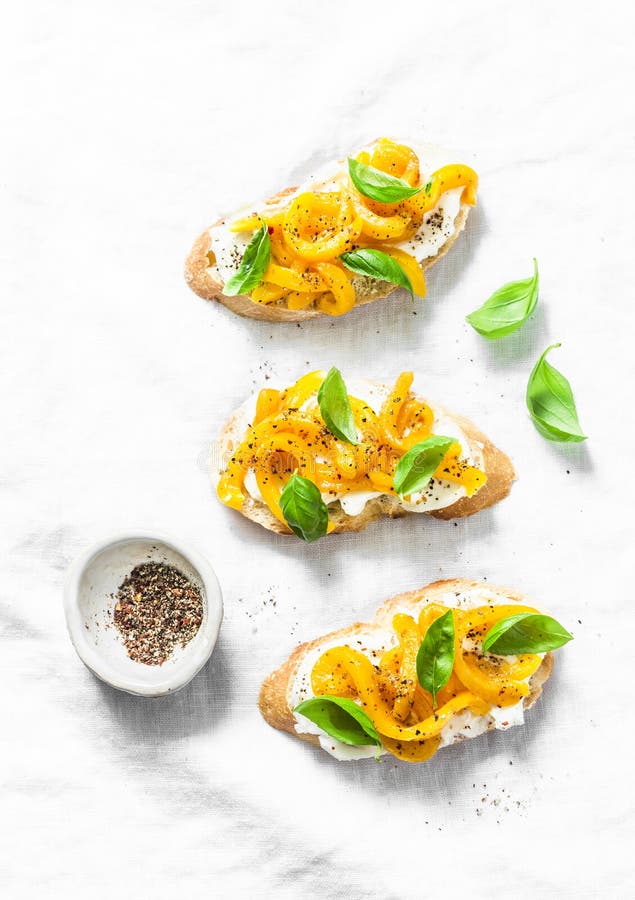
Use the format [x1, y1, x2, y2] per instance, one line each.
[113, 563, 203, 666]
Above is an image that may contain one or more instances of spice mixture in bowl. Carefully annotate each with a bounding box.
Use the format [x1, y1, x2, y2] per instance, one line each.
[113, 563, 204, 665]
[64, 534, 223, 696]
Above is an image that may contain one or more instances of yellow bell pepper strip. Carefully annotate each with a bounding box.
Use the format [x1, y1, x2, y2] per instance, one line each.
[418, 602, 451, 633]
[332, 443, 362, 481]
[382, 248, 427, 298]
[279, 370, 325, 408]
[391, 614, 421, 722]
[268, 228, 335, 299]
[254, 469, 288, 525]
[228, 214, 261, 233]
[367, 470, 394, 492]
[283, 192, 363, 263]
[349, 190, 412, 241]
[229, 210, 286, 234]
[252, 432, 315, 477]
[434, 670, 468, 708]
[315, 263, 356, 316]
[396, 397, 430, 438]
[311, 647, 359, 699]
[370, 138, 420, 185]
[263, 261, 326, 293]
[381, 733, 441, 762]
[379, 644, 402, 678]
[348, 139, 422, 241]
[436, 445, 487, 497]
[405, 164, 478, 219]
[250, 282, 289, 305]
[254, 388, 281, 425]
[379, 371, 434, 451]
[217, 465, 247, 512]
[411, 690, 434, 721]
[286, 291, 319, 311]
[269, 230, 306, 270]
[453, 605, 544, 706]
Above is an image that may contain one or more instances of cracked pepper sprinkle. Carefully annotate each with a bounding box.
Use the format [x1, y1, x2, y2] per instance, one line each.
[113, 563, 203, 665]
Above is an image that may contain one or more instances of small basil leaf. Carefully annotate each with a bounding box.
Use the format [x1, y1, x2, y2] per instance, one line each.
[348, 157, 422, 203]
[466, 258, 539, 339]
[317, 367, 358, 445]
[392, 435, 456, 497]
[341, 249, 413, 298]
[223, 222, 271, 296]
[294, 695, 381, 748]
[482, 613, 573, 655]
[279, 472, 328, 542]
[416, 609, 455, 707]
[526, 343, 587, 442]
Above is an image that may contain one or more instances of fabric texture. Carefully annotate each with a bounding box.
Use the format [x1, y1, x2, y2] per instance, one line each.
[2, 1, 633, 897]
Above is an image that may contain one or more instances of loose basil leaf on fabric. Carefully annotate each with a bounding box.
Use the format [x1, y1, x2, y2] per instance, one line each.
[341, 248, 413, 298]
[279, 472, 328, 542]
[466, 258, 540, 339]
[416, 609, 455, 707]
[526, 343, 587, 442]
[482, 613, 573, 655]
[223, 221, 270, 296]
[392, 435, 455, 497]
[317, 367, 358, 445]
[294, 695, 381, 748]
[348, 157, 422, 203]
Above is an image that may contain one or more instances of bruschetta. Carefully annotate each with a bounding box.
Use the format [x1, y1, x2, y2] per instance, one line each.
[214, 369, 514, 540]
[186, 137, 477, 321]
[259, 579, 570, 763]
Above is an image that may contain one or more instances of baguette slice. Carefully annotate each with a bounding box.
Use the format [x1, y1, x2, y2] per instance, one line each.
[185, 146, 473, 323]
[216, 382, 515, 536]
[259, 579, 554, 760]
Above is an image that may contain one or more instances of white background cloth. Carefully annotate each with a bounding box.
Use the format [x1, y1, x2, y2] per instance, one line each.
[2, 2, 634, 897]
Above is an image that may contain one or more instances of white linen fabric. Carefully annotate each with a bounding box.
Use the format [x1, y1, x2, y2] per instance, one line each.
[2, 1, 634, 897]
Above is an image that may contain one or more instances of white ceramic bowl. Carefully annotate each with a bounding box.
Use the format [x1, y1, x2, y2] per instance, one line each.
[64, 533, 223, 697]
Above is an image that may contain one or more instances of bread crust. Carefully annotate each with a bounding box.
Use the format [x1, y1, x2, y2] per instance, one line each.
[259, 579, 554, 756]
[184, 190, 471, 322]
[215, 387, 515, 537]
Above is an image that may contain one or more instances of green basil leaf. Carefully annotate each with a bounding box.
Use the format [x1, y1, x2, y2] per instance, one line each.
[317, 367, 358, 445]
[279, 472, 328, 542]
[482, 613, 573, 655]
[466, 258, 539, 339]
[223, 222, 270, 296]
[340, 248, 413, 298]
[348, 157, 422, 203]
[294, 695, 381, 748]
[392, 435, 456, 497]
[416, 609, 455, 707]
[526, 343, 587, 442]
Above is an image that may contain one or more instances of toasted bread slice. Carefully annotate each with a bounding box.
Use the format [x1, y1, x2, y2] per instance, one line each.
[259, 579, 554, 759]
[184, 143, 474, 322]
[215, 383, 515, 536]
